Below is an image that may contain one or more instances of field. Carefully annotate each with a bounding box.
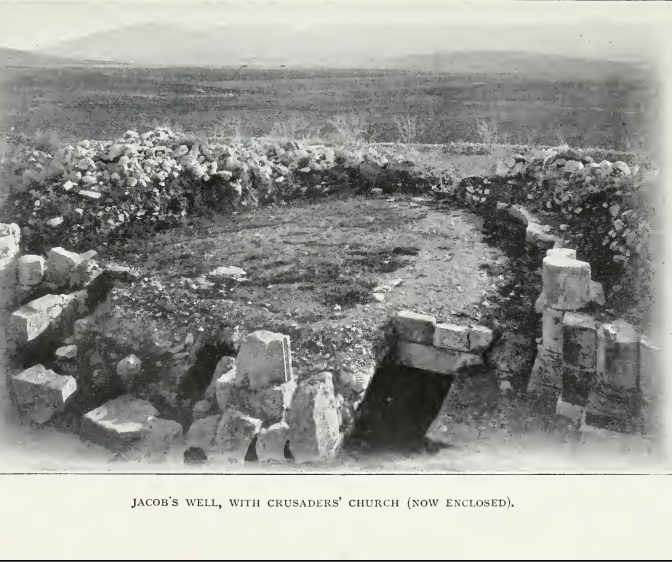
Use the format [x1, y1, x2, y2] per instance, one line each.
[0, 64, 655, 151]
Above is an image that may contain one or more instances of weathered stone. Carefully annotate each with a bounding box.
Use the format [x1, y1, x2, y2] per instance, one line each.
[236, 330, 293, 391]
[193, 399, 217, 421]
[127, 419, 184, 463]
[46, 247, 97, 287]
[561, 363, 596, 407]
[584, 321, 640, 433]
[394, 310, 436, 345]
[563, 313, 597, 369]
[589, 280, 605, 305]
[17, 255, 45, 286]
[596, 321, 639, 392]
[117, 354, 142, 388]
[505, 205, 537, 227]
[11, 364, 76, 423]
[542, 308, 565, 354]
[214, 366, 241, 411]
[256, 421, 289, 463]
[55, 344, 78, 359]
[542, 255, 591, 310]
[546, 248, 577, 260]
[433, 322, 469, 352]
[203, 355, 236, 401]
[287, 373, 341, 463]
[468, 325, 494, 352]
[339, 363, 375, 394]
[526, 223, 557, 250]
[83, 395, 159, 447]
[526, 344, 563, 399]
[396, 341, 482, 374]
[211, 410, 262, 463]
[0, 223, 21, 247]
[184, 414, 220, 452]
[11, 294, 75, 343]
[247, 379, 297, 422]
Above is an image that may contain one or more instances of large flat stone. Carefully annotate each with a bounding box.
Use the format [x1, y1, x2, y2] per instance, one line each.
[11, 293, 76, 343]
[83, 394, 159, 447]
[11, 364, 77, 423]
[236, 330, 293, 391]
[287, 372, 341, 464]
[394, 310, 436, 345]
[395, 341, 482, 375]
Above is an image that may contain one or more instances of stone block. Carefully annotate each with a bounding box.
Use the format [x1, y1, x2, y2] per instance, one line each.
[55, 344, 78, 359]
[236, 330, 293, 391]
[287, 372, 341, 464]
[17, 255, 45, 286]
[597, 321, 640, 392]
[256, 422, 289, 463]
[561, 363, 596, 407]
[214, 366, 242, 411]
[467, 325, 494, 352]
[247, 379, 297, 422]
[542, 255, 591, 310]
[46, 247, 97, 287]
[83, 395, 159, 447]
[526, 223, 558, 251]
[433, 322, 469, 352]
[211, 410, 262, 464]
[563, 313, 597, 370]
[193, 400, 217, 421]
[542, 308, 565, 354]
[117, 354, 142, 388]
[526, 344, 563, 398]
[11, 364, 77, 423]
[394, 310, 436, 345]
[395, 341, 483, 375]
[126, 419, 184, 464]
[11, 293, 75, 343]
[185, 414, 220, 452]
[546, 248, 577, 260]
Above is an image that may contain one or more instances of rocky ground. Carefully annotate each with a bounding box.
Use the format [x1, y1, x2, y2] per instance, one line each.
[0, 127, 659, 470]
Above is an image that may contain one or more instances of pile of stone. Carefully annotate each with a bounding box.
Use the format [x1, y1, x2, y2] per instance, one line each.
[2, 127, 436, 257]
[186, 330, 340, 464]
[491, 145, 651, 267]
[527, 246, 654, 436]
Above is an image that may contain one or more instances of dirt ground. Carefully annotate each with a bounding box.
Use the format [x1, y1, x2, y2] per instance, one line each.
[0, 147, 658, 472]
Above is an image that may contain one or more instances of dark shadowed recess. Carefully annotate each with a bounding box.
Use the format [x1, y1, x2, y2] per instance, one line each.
[342, 360, 455, 454]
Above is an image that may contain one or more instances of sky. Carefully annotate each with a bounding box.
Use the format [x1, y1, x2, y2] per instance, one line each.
[0, 0, 662, 64]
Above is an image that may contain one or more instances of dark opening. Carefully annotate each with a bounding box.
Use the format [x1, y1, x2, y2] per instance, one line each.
[343, 362, 454, 452]
[244, 435, 259, 462]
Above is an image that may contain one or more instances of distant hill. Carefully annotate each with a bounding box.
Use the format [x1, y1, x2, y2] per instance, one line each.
[28, 22, 653, 81]
[382, 50, 653, 81]
[0, 46, 118, 68]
